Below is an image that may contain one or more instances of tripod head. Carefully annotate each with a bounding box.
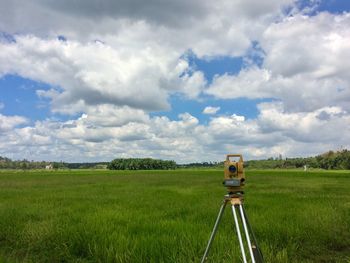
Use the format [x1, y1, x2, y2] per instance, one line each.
[223, 154, 245, 194]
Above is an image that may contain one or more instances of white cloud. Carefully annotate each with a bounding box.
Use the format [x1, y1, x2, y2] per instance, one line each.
[180, 71, 207, 99]
[261, 13, 350, 79]
[207, 12, 350, 112]
[207, 67, 272, 99]
[1, 102, 349, 162]
[77, 105, 149, 127]
[0, 36, 181, 113]
[257, 102, 350, 143]
[203, 106, 220, 115]
[0, 114, 27, 132]
[1, 1, 349, 162]
[0, 0, 296, 56]
[0, 0, 300, 117]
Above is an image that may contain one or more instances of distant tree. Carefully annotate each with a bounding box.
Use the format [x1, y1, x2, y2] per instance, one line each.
[339, 150, 350, 169]
[108, 158, 176, 170]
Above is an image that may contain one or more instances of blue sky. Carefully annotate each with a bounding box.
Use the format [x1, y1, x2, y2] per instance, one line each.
[304, 0, 350, 14]
[0, 75, 51, 121]
[0, 0, 349, 162]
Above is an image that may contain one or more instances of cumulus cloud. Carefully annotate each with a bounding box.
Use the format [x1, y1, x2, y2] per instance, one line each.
[207, 12, 350, 112]
[0, 114, 27, 132]
[0, 0, 299, 116]
[257, 102, 350, 143]
[79, 105, 149, 127]
[1, 101, 349, 162]
[0, 35, 184, 112]
[203, 106, 220, 115]
[207, 67, 272, 99]
[1, 1, 349, 162]
[261, 13, 350, 79]
[0, 0, 299, 117]
[0, 0, 295, 56]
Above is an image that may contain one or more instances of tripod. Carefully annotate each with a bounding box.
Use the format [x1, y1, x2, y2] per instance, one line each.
[201, 192, 263, 263]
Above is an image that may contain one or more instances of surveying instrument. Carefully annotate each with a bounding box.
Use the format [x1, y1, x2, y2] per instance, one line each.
[201, 154, 263, 263]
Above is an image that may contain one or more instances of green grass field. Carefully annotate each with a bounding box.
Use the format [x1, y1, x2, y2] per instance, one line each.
[0, 169, 349, 263]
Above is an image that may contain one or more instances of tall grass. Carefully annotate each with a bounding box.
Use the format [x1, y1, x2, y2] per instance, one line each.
[0, 170, 349, 262]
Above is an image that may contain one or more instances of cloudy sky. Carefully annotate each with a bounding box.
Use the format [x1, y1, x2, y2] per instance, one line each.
[0, 0, 349, 163]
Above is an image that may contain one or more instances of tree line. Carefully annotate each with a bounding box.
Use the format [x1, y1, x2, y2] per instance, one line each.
[244, 149, 350, 170]
[107, 158, 176, 170]
[176, 149, 350, 170]
[0, 149, 349, 170]
[0, 158, 72, 170]
[0, 157, 107, 170]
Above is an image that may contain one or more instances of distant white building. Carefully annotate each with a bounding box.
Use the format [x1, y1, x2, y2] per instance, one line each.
[45, 164, 53, 170]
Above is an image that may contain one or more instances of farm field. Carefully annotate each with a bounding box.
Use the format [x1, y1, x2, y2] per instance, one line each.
[0, 169, 349, 263]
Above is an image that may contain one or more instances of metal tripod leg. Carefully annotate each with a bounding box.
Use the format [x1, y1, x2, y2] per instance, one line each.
[239, 204, 255, 263]
[232, 204, 247, 263]
[201, 196, 264, 263]
[241, 205, 264, 263]
[200, 200, 228, 263]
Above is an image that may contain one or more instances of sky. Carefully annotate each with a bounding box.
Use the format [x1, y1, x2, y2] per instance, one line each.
[0, 0, 350, 163]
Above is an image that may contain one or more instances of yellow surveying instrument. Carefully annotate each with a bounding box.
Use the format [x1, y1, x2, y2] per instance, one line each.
[201, 154, 264, 263]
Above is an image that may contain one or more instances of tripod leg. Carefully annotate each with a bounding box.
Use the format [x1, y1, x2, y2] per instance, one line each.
[232, 205, 247, 263]
[201, 200, 227, 263]
[239, 204, 255, 263]
[241, 205, 264, 263]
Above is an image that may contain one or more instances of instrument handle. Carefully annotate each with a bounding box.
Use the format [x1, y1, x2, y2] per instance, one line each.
[226, 154, 243, 162]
